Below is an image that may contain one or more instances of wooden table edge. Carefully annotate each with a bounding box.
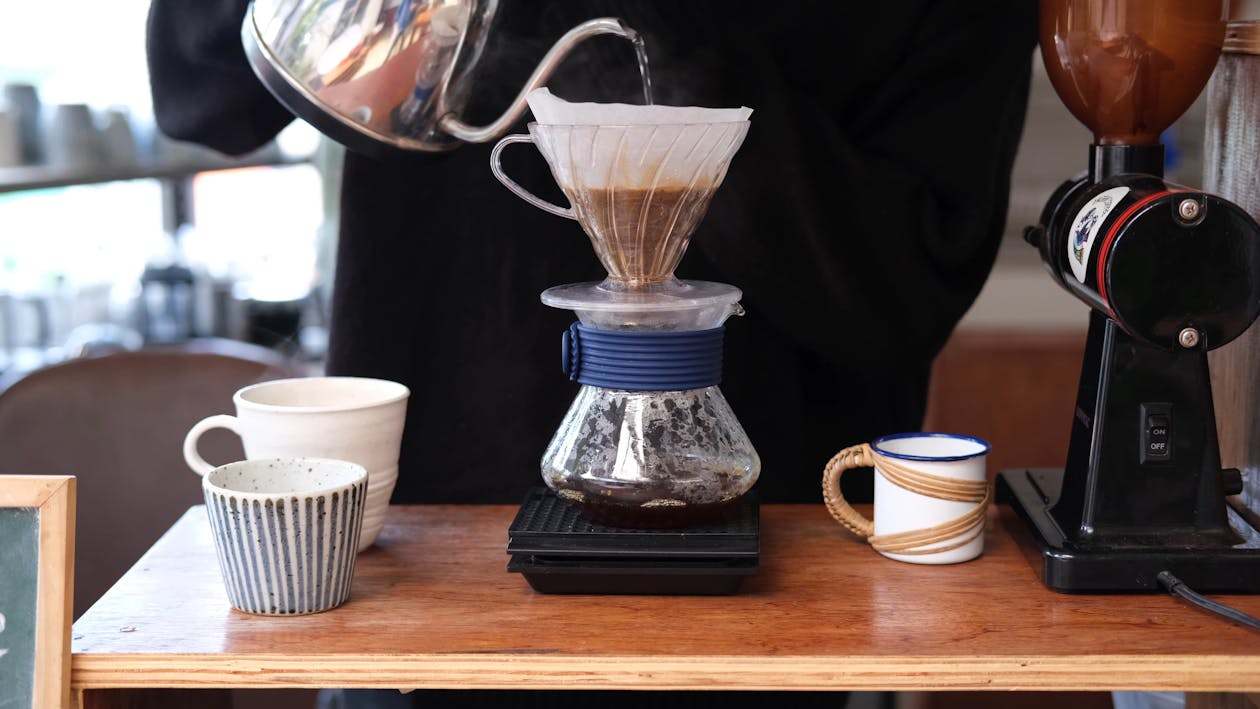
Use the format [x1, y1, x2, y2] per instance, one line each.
[70, 653, 1260, 692]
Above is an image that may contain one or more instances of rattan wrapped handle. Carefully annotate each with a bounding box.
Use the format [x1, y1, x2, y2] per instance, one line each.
[821, 443, 876, 539]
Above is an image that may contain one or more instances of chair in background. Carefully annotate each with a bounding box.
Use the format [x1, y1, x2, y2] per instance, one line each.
[0, 338, 322, 708]
[0, 338, 305, 619]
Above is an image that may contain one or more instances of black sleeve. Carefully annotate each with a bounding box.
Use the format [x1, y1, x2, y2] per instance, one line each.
[146, 0, 295, 155]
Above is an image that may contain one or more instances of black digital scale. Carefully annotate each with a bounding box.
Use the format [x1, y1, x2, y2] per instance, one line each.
[507, 487, 759, 595]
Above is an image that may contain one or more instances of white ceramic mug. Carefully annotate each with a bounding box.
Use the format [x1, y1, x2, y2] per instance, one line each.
[184, 376, 409, 551]
[201, 457, 367, 614]
[822, 432, 991, 564]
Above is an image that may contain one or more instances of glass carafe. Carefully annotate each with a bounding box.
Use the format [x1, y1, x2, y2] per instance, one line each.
[539, 286, 760, 528]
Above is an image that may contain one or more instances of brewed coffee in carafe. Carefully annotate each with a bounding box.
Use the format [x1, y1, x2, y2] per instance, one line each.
[492, 89, 758, 527]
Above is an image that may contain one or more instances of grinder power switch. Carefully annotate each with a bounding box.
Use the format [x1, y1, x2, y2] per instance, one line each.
[1140, 403, 1171, 464]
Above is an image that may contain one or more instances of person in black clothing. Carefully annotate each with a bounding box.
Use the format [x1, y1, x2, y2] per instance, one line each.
[148, 2, 1037, 706]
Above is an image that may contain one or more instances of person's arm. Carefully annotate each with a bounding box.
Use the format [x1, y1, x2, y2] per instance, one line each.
[146, 0, 294, 155]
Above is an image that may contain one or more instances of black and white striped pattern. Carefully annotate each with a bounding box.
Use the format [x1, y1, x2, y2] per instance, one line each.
[204, 482, 365, 615]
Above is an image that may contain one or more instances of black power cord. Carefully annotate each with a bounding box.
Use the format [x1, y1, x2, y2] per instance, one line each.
[1157, 571, 1260, 632]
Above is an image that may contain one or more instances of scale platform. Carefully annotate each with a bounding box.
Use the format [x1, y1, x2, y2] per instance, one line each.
[507, 487, 759, 595]
[998, 468, 1260, 593]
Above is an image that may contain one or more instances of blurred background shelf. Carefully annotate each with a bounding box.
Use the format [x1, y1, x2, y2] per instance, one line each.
[0, 148, 312, 194]
[0, 127, 337, 383]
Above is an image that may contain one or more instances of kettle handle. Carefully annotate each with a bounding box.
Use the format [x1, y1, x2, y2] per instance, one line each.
[490, 134, 577, 220]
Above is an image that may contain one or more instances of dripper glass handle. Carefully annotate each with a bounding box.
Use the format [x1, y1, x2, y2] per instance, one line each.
[490, 134, 576, 220]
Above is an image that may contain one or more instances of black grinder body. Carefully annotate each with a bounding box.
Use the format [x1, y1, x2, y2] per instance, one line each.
[999, 145, 1260, 591]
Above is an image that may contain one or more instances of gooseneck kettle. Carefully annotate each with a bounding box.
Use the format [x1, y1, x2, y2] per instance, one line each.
[241, 0, 641, 155]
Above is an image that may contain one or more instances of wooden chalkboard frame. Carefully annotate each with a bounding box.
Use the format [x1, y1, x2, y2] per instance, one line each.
[0, 475, 75, 709]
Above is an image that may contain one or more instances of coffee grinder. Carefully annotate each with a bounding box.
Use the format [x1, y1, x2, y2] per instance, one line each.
[491, 90, 762, 594]
[997, 0, 1260, 592]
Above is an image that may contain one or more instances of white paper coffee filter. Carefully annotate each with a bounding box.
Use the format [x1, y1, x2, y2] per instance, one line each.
[525, 88, 752, 190]
[527, 87, 752, 125]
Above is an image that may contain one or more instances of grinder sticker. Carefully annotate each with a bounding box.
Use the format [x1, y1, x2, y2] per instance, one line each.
[1068, 186, 1129, 283]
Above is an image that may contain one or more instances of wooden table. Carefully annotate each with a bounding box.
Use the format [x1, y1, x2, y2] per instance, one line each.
[70, 504, 1260, 707]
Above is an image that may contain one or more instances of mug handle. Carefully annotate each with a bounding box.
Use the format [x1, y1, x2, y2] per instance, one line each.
[183, 414, 242, 477]
[821, 443, 876, 539]
[489, 134, 577, 220]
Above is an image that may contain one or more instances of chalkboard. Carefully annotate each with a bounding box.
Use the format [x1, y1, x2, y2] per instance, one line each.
[0, 476, 74, 709]
[0, 507, 40, 709]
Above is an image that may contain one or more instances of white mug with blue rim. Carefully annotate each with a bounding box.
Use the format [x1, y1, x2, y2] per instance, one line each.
[821, 433, 992, 564]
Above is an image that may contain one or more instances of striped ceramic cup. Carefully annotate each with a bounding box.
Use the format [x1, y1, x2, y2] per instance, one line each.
[201, 458, 367, 615]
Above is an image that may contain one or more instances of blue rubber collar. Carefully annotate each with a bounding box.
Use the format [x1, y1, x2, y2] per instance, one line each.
[561, 322, 724, 391]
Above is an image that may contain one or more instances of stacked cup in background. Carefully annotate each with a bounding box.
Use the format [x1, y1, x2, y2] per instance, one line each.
[2, 83, 43, 166]
[1, 82, 143, 170]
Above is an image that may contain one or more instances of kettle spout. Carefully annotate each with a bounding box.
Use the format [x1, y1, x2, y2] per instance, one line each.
[438, 17, 645, 144]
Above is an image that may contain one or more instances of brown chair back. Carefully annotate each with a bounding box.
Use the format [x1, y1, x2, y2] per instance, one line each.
[0, 339, 304, 618]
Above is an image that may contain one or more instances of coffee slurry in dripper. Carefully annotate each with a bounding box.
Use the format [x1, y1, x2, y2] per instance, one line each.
[525, 89, 752, 286]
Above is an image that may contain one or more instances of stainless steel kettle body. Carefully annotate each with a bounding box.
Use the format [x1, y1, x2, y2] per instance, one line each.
[242, 0, 638, 155]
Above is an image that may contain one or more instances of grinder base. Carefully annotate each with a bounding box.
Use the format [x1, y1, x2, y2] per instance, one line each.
[998, 468, 1260, 593]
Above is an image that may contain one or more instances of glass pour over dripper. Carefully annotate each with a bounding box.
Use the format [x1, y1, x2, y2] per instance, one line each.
[534, 121, 748, 286]
[491, 88, 752, 289]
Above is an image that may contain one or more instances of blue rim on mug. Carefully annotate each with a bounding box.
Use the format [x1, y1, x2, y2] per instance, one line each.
[871, 432, 991, 462]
